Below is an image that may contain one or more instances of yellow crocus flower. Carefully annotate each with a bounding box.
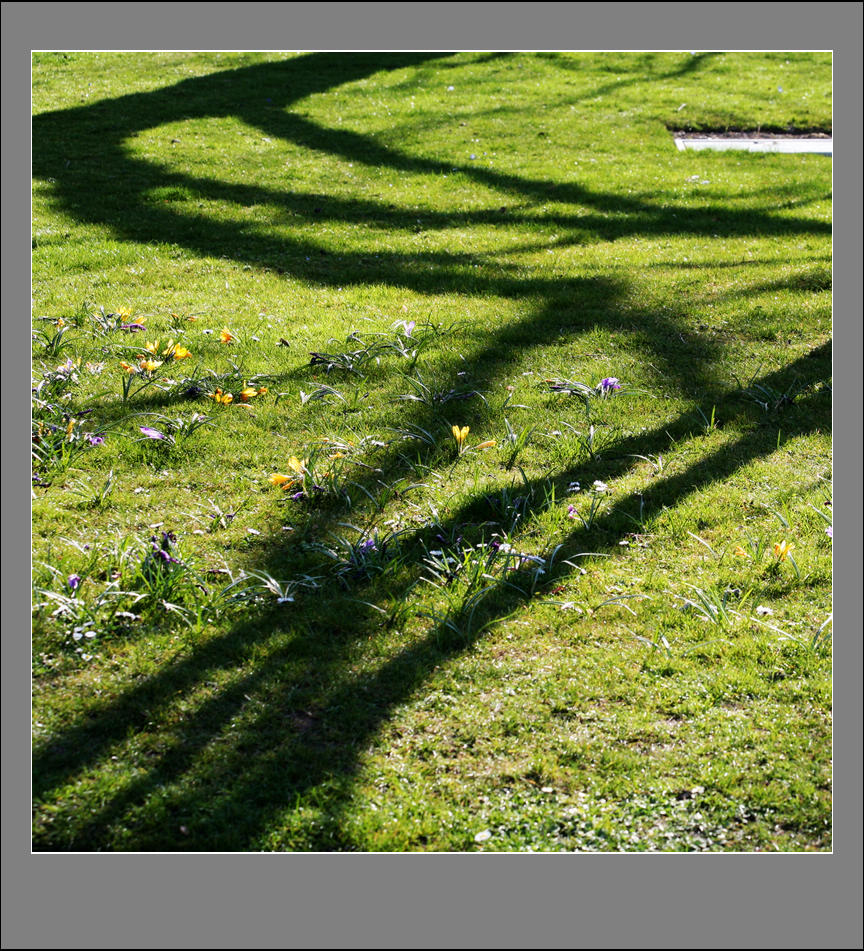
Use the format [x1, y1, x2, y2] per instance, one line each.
[452, 425, 470, 453]
[773, 540, 794, 561]
[162, 339, 189, 358]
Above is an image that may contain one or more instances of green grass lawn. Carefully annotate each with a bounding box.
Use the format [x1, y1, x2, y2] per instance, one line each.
[31, 51, 832, 852]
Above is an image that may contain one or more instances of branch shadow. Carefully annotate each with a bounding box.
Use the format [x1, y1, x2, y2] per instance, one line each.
[33, 53, 829, 272]
[33, 344, 831, 850]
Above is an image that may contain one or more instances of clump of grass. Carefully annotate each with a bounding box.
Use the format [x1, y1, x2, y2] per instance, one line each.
[33, 531, 229, 653]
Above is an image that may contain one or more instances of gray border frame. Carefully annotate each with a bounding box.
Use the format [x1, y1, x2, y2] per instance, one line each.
[6, 3, 862, 948]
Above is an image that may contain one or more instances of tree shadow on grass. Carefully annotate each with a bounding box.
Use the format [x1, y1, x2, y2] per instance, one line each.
[32, 343, 831, 850]
[32, 53, 832, 849]
[33, 53, 829, 271]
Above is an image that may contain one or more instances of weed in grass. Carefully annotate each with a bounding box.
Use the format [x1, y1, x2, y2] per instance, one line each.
[418, 541, 515, 643]
[677, 584, 751, 632]
[628, 626, 673, 660]
[33, 357, 82, 400]
[130, 411, 215, 447]
[419, 586, 503, 647]
[184, 498, 251, 533]
[138, 532, 191, 595]
[305, 323, 440, 378]
[769, 540, 801, 580]
[379, 318, 459, 369]
[298, 384, 367, 413]
[310, 528, 408, 587]
[388, 423, 442, 453]
[733, 365, 810, 416]
[394, 370, 485, 410]
[501, 418, 537, 470]
[806, 500, 833, 533]
[544, 377, 598, 420]
[84, 303, 147, 337]
[626, 453, 665, 476]
[594, 592, 653, 618]
[752, 613, 832, 654]
[484, 481, 533, 533]
[420, 539, 480, 589]
[219, 570, 322, 607]
[499, 542, 567, 599]
[33, 533, 216, 651]
[309, 346, 376, 377]
[621, 494, 649, 533]
[566, 481, 612, 532]
[33, 320, 74, 357]
[195, 365, 272, 404]
[116, 356, 176, 405]
[349, 475, 426, 515]
[351, 587, 419, 632]
[687, 531, 723, 560]
[558, 422, 622, 464]
[33, 580, 144, 656]
[66, 469, 117, 510]
[733, 532, 772, 565]
[693, 404, 719, 436]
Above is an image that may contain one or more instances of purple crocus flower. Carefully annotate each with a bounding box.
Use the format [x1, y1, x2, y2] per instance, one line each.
[121, 322, 147, 332]
[87, 435, 105, 446]
[404, 320, 415, 337]
[598, 377, 621, 393]
[150, 532, 181, 564]
[140, 426, 167, 440]
[825, 526, 833, 538]
[67, 574, 81, 591]
[290, 490, 306, 501]
[567, 504, 577, 519]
